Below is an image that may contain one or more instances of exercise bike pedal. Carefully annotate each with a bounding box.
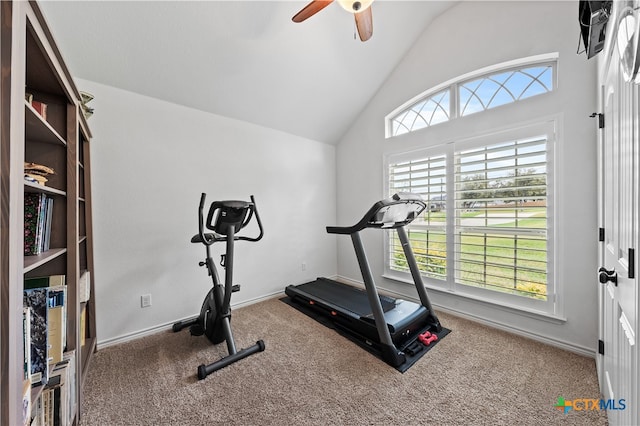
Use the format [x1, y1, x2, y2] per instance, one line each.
[189, 324, 205, 336]
[232, 285, 240, 293]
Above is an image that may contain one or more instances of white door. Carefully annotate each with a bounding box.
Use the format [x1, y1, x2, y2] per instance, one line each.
[598, 19, 638, 425]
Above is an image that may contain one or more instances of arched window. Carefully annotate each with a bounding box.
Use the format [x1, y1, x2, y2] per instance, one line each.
[384, 54, 559, 314]
[459, 65, 553, 116]
[390, 89, 450, 136]
[387, 55, 557, 138]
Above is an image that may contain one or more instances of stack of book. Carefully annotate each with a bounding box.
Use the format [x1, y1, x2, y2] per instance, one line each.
[24, 162, 55, 186]
[25, 93, 47, 120]
[24, 193, 54, 256]
[27, 351, 76, 426]
[22, 276, 76, 426]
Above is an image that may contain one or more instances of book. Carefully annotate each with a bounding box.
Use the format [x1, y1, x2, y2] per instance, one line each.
[43, 197, 54, 251]
[24, 193, 43, 255]
[49, 275, 65, 287]
[24, 275, 66, 290]
[46, 359, 71, 426]
[79, 271, 90, 303]
[42, 387, 53, 426]
[23, 288, 49, 387]
[24, 173, 48, 185]
[24, 162, 55, 187]
[24, 194, 54, 255]
[22, 308, 33, 425]
[80, 305, 86, 347]
[31, 100, 47, 120]
[62, 351, 76, 425]
[23, 307, 31, 381]
[35, 194, 47, 254]
[23, 279, 67, 386]
[21, 379, 31, 426]
[47, 286, 67, 365]
[31, 391, 44, 426]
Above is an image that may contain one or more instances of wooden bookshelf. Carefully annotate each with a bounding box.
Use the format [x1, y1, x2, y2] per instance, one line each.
[0, 1, 97, 424]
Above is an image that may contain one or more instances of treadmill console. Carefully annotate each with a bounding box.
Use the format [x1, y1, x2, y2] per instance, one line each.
[370, 203, 423, 228]
[326, 192, 426, 234]
[367, 193, 426, 229]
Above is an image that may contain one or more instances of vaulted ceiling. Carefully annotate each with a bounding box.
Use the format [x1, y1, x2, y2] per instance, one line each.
[39, 1, 457, 144]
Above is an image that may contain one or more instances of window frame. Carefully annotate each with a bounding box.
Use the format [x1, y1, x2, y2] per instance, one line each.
[385, 53, 559, 138]
[389, 88, 452, 136]
[384, 120, 557, 315]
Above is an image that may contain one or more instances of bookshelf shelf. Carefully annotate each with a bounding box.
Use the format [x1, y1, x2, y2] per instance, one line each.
[24, 181, 66, 197]
[23, 248, 68, 274]
[25, 101, 67, 147]
[1, 1, 98, 425]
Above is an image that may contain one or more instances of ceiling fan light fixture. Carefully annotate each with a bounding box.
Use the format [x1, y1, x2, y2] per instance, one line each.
[337, 0, 373, 14]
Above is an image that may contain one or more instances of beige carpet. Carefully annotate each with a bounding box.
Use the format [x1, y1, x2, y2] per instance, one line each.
[80, 297, 607, 425]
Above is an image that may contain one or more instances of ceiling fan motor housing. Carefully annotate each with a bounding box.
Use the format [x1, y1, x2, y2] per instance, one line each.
[293, 0, 374, 42]
[338, 0, 374, 13]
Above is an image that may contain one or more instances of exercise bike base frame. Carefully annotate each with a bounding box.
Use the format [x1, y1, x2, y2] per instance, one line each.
[198, 340, 266, 380]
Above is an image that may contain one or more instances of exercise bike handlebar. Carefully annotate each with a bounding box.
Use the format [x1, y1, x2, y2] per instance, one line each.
[197, 193, 212, 245]
[236, 195, 264, 242]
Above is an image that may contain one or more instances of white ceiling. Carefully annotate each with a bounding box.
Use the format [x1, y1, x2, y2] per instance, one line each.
[39, 1, 457, 144]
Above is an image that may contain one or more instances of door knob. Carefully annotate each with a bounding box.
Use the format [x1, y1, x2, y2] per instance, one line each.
[598, 267, 618, 285]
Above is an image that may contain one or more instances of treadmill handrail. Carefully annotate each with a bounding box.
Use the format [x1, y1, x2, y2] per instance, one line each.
[326, 192, 426, 235]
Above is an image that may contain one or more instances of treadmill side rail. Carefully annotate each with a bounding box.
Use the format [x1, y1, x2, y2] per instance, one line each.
[351, 231, 397, 348]
[396, 226, 442, 332]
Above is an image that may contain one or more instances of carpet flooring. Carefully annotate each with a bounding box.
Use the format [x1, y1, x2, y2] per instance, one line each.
[79, 297, 607, 425]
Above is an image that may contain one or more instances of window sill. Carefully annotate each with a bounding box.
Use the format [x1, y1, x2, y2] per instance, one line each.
[381, 273, 567, 325]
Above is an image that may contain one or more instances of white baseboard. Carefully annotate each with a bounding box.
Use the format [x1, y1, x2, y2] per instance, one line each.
[97, 290, 284, 350]
[433, 304, 596, 358]
[99, 279, 596, 359]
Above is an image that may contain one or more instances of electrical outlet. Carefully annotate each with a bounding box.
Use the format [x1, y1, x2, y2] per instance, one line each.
[301, 262, 307, 271]
[141, 294, 152, 308]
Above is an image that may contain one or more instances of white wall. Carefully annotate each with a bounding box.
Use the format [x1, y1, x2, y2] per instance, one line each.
[77, 79, 337, 345]
[335, 1, 599, 353]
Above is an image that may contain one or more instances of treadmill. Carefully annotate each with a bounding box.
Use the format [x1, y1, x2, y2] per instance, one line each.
[285, 192, 444, 369]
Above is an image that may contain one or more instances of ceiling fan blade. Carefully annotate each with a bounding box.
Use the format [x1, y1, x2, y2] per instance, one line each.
[354, 6, 373, 41]
[292, 0, 334, 23]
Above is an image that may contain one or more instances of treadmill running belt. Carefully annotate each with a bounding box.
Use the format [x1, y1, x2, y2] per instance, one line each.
[294, 279, 395, 317]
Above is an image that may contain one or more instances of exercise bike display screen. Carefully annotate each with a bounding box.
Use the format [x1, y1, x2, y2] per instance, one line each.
[206, 200, 253, 236]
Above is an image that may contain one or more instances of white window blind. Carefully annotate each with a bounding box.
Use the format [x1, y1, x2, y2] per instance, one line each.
[454, 136, 548, 299]
[385, 122, 554, 308]
[388, 154, 447, 280]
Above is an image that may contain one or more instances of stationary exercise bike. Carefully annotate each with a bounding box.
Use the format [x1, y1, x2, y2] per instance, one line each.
[172, 193, 265, 380]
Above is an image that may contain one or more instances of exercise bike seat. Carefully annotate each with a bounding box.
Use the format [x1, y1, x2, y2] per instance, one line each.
[190, 233, 219, 244]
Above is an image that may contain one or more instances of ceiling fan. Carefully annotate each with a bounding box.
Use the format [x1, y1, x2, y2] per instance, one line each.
[292, 0, 374, 42]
